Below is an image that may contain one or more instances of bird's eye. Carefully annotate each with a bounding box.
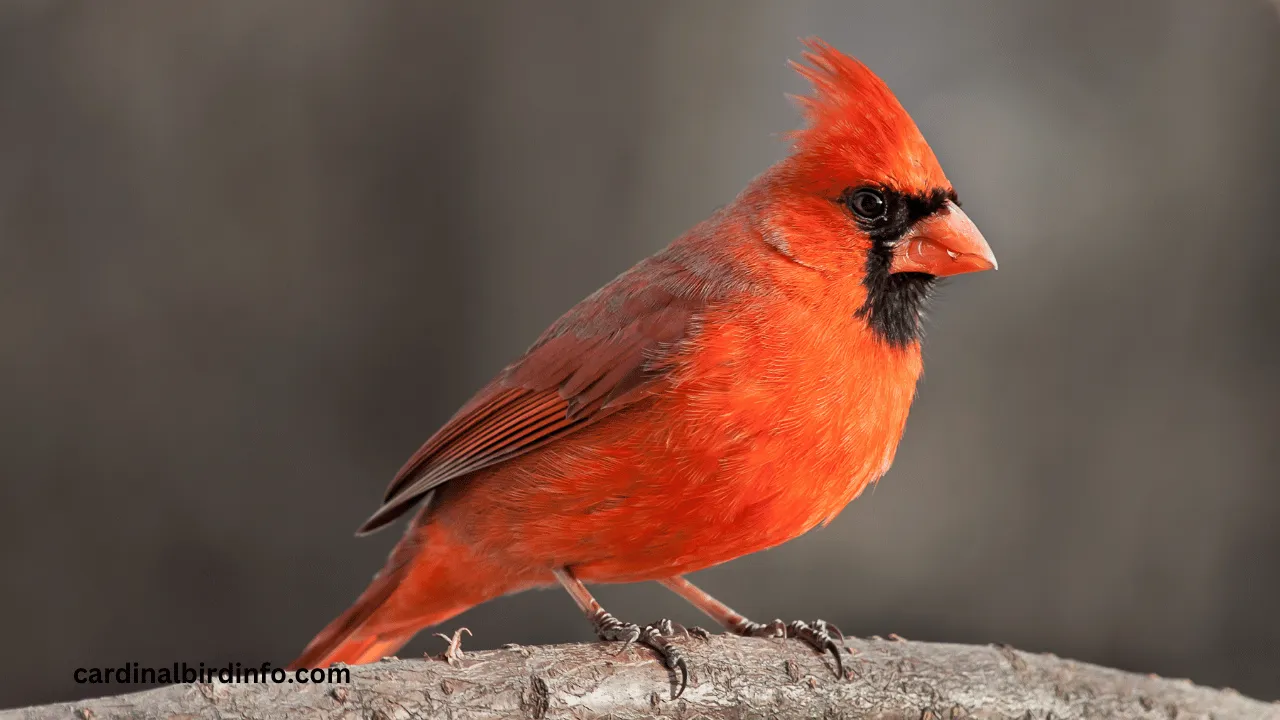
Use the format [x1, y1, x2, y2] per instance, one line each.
[848, 188, 887, 220]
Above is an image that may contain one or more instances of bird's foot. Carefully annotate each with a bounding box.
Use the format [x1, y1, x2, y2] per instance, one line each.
[590, 611, 699, 697]
[650, 618, 712, 641]
[736, 618, 845, 677]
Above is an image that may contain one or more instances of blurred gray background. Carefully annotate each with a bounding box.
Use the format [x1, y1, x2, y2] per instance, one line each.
[1, 0, 1277, 708]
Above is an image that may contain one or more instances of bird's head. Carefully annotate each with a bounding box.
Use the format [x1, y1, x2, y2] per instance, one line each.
[759, 38, 997, 347]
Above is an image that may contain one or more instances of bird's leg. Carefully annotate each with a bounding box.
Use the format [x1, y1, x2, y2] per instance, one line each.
[658, 576, 846, 678]
[553, 567, 694, 698]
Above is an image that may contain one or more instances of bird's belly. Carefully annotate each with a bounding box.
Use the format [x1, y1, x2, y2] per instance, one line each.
[445, 375, 914, 583]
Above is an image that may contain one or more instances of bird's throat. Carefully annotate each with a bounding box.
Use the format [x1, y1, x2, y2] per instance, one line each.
[856, 252, 935, 348]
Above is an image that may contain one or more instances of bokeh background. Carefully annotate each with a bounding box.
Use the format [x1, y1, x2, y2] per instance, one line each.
[2, 0, 1278, 708]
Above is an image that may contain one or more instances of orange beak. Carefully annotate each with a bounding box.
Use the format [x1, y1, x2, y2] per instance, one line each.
[889, 201, 997, 277]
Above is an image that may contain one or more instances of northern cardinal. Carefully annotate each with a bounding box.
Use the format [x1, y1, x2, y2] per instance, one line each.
[290, 39, 996, 695]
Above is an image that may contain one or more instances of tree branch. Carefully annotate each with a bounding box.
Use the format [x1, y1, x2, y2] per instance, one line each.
[6, 636, 1276, 719]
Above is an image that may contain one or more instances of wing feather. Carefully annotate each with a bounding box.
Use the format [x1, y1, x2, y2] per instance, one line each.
[355, 261, 716, 535]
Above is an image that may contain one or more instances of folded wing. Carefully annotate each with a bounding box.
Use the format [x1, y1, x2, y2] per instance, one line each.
[356, 260, 718, 534]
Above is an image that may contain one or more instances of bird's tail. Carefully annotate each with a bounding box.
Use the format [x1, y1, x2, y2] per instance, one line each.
[287, 570, 418, 669]
[287, 526, 495, 670]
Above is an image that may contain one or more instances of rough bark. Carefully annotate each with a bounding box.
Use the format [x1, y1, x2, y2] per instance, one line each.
[5, 636, 1276, 720]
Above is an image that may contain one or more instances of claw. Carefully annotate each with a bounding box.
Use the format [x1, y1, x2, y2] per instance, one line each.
[652, 577, 848, 682]
[784, 620, 846, 678]
[738, 618, 786, 638]
[589, 613, 693, 698]
[639, 624, 691, 698]
[653, 618, 687, 637]
[821, 637, 845, 678]
[613, 629, 642, 657]
[673, 655, 689, 697]
[817, 620, 845, 644]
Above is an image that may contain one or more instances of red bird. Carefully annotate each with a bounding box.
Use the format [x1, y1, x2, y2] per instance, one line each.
[291, 39, 996, 694]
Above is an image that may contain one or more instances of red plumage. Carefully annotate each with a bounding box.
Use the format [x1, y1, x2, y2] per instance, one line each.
[291, 38, 996, 678]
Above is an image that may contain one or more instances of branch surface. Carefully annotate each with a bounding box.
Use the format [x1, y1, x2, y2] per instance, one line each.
[5, 636, 1276, 720]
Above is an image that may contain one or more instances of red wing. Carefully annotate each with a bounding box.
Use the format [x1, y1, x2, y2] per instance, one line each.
[356, 261, 711, 535]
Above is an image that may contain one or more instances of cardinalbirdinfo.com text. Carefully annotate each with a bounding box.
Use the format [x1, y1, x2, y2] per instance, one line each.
[74, 662, 349, 685]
